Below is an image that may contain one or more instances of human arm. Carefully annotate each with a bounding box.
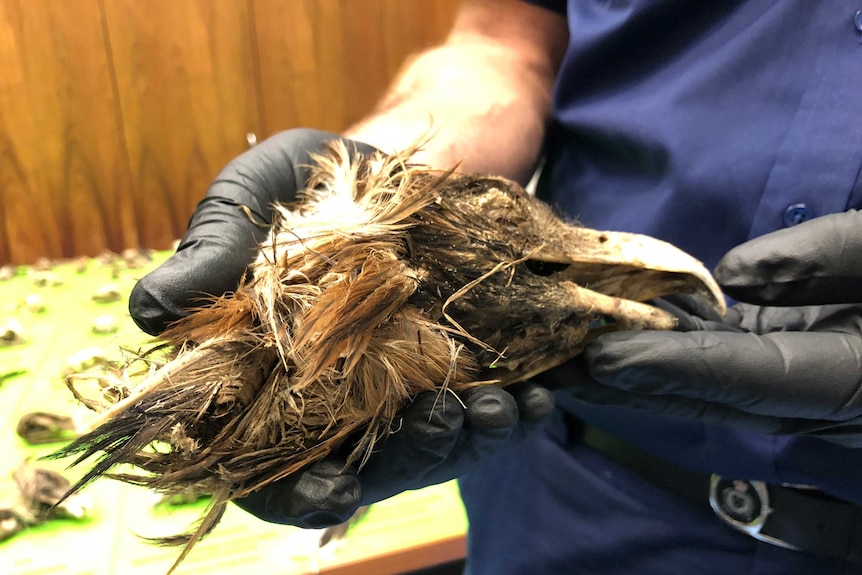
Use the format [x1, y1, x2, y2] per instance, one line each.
[346, 0, 568, 183]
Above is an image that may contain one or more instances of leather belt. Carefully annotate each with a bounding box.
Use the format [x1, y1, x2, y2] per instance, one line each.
[578, 423, 862, 563]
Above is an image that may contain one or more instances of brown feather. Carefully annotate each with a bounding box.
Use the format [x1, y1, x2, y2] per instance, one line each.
[46, 140, 725, 573]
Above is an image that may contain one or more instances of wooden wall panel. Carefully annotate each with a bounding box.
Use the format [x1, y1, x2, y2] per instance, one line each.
[0, 0, 460, 265]
[250, 0, 333, 133]
[102, 0, 262, 253]
[0, 0, 137, 264]
[381, 0, 462, 75]
[339, 0, 390, 127]
[252, 0, 460, 136]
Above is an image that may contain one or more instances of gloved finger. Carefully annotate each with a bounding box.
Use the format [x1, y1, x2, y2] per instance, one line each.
[730, 302, 862, 335]
[650, 297, 742, 333]
[129, 129, 377, 335]
[540, 356, 858, 439]
[563, 374, 843, 438]
[506, 380, 556, 432]
[128, 224, 263, 336]
[402, 386, 521, 491]
[357, 386, 526, 505]
[232, 456, 361, 528]
[357, 391, 465, 504]
[653, 293, 727, 325]
[460, 385, 520, 448]
[584, 330, 862, 422]
[545, 349, 862, 445]
[566, 375, 788, 433]
[715, 210, 862, 306]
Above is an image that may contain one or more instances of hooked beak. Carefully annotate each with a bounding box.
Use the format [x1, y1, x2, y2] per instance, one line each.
[536, 226, 726, 332]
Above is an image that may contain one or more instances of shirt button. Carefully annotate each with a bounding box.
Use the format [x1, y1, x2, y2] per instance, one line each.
[856, 9, 862, 32]
[783, 203, 813, 227]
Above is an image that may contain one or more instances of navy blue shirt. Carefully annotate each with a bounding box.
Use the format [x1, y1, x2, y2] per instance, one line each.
[526, 0, 862, 502]
[459, 2, 862, 573]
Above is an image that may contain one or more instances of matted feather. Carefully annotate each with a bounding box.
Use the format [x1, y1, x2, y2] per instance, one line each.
[48, 141, 725, 574]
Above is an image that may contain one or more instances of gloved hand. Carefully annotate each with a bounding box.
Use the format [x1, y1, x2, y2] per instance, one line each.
[234, 380, 553, 526]
[128, 128, 554, 528]
[543, 210, 862, 448]
[129, 128, 377, 336]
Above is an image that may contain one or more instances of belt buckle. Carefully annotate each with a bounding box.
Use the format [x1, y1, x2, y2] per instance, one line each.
[708, 474, 799, 550]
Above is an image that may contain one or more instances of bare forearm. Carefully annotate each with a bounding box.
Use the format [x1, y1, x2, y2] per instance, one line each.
[345, 0, 568, 184]
[347, 46, 552, 183]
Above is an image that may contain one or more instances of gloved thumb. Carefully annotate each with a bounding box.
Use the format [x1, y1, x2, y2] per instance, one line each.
[715, 210, 862, 306]
[129, 211, 264, 336]
[129, 129, 378, 335]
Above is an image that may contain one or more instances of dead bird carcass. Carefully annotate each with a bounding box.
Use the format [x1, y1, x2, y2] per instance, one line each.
[49, 142, 725, 567]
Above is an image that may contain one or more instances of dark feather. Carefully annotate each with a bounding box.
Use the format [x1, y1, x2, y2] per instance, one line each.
[46, 141, 725, 574]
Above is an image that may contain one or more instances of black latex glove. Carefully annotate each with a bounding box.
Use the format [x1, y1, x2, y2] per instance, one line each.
[129, 128, 377, 335]
[235, 381, 553, 526]
[128, 128, 555, 528]
[544, 210, 862, 448]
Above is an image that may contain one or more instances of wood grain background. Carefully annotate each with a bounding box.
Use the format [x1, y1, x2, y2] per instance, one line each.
[0, 0, 459, 265]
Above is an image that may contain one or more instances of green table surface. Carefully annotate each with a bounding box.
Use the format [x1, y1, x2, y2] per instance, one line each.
[0, 253, 467, 575]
